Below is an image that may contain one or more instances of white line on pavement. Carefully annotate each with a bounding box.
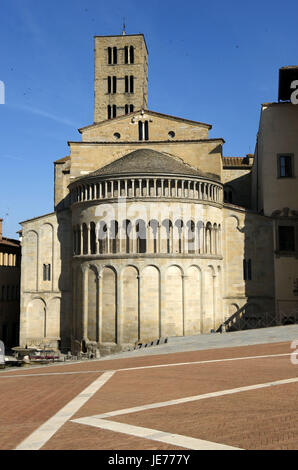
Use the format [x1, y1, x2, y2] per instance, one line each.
[91, 376, 298, 419]
[72, 416, 242, 450]
[15, 370, 115, 450]
[1, 352, 292, 379]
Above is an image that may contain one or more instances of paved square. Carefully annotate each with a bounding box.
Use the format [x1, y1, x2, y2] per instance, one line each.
[0, 341, 297, 450]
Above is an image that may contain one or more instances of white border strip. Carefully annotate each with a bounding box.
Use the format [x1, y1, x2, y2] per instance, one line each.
[92, 376, 298, 419]
[15, 370, 115, 450]
[2, 352, 292, 379]
[72, 417, 242, 450]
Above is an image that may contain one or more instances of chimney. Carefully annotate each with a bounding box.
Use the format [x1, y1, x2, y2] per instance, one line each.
[0, 219, 2, 240]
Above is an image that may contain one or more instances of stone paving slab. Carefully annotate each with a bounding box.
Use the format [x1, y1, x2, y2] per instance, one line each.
[110, 383, 298, 450]
[1, 340, 297, 450]
[0, 340, 293, 376]
[70, 351, 296, 421]
[0, 373, 100, 450]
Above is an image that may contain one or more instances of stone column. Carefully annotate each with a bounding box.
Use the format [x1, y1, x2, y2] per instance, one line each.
[82, 266, 88, 342]
[116, 270, 122, 344]
[132, 179, 135, 197]
[161, 179, 164, 197]
[182, 274, 185, 336]
[160, 270, 166, 338]
[98, 273, 102, 343]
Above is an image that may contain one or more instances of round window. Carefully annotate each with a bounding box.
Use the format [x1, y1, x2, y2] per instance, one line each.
[113, 132, 121, 140]
[168, 131, 175, 139]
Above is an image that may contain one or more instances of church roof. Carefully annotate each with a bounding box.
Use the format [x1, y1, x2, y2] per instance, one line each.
[77, 149, 218, 181]
[78, 109, 212, 132]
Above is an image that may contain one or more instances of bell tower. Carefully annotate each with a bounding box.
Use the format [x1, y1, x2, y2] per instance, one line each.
[94, 33, 148, 123]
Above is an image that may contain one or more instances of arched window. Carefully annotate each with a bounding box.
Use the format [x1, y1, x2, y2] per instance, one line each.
[174, 219, 183, 253]
[130, 104, 134, 113]
[138, 121, 149, 141]
[108, 47, 112, 65]
[107, 76, 111, 94]
[144, 120, 149, 140]
[130, 46, 134, 64]
[90, 222, 96, 254]
[187, 220, 195, 254]
[130, 76, 134, 93]
[112, 105, 116, 118]
[162, 219, 172, 254]
[123, 219, 132, 253]
[82, 224, 88, 254]
[112, 76, 117, 93]
[109, 220, 118, 254]
[98, 221, 107, 254]
[125, 75, 129, 93]
[205, 222, 212, 254]
[124, 46, 129, 64]
[136, 220, 146, 253]
[107, 105, 111, 119]
[125, 104, 129, 115]
[113, 47, 117, 64]
[149, 219, 158, 253]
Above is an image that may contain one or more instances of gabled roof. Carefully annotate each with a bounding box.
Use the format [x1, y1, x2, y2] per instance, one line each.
[78, 109, 212, 133]
[74, 149, 219, 182]
[54, 156, 70, 164]
[222, 156, 252, 168]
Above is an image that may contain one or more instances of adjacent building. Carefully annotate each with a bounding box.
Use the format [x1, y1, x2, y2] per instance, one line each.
[0, 219, 21, 349]
[252, 67, 298, 324]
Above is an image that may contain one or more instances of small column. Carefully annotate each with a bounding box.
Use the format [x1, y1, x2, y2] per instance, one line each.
[161, 179, 164, 197]
[105, 181, 108, 198]
[124, 179, 128, 197]
[99, 182, 102, 199]
[138, 179, 142, 197]
[146, 179, 149, 196]
[157, 222, 161, 254]
[132, 179, 135, 197]
[194, 221, 198, 253]
[175, 179, 178, 197]
[111, 180, 114, 198]
[183, 222, 188, 254]
[132, 223, 137, 253]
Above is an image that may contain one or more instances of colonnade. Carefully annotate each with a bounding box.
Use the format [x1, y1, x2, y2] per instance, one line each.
[73, 219, 222, 256]
[72, 177, 222, 204]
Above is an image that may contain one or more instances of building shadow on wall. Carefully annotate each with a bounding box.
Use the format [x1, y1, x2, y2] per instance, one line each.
[219, 207, 276, 333]
[56, 208, 73, 352]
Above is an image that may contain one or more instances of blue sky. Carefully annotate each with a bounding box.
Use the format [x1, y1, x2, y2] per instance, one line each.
[1, 0, 298, 238]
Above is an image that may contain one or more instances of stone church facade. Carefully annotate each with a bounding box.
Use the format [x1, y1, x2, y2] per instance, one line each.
[19, 33, 285, 354]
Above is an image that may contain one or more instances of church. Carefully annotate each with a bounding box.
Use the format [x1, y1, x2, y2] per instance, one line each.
[19, 33, 298, 355]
